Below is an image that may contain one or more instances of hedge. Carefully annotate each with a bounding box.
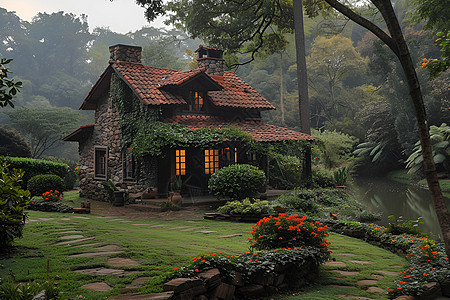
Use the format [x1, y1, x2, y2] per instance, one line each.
[3, 157, 68, 188]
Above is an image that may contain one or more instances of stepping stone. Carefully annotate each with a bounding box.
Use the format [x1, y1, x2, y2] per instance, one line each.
[375, 270, 400, 276]
[108, 257, 141, 267]
[96, 245, 122, 251]
[349, 260, 373, 265]
[59, 231, 82, 234]
[73, 216, 90, 219]
[96, 216, 111, 218]
[336, 295, 375, 300]
[357, 280, 378, 286]
[337, 253, 356, 257]
[148, 225, 168, 228]
[371, 274, 384, 280]
[196, 230, 217, 234]
[367, 286, 385, 293]
[108, 292, 174, 300]
[327, 285, 356, 289]
[106, 219, 124, 222]
[324, 261, 346, 267]
[69, 251, 123, 257]
[180, 228, 196, 231]
[59, 235, 84, 240]
[38, 218, 54, 221]
[81, 282, 113, 292]
[169, 226, 189, 230]
[326, 277, 345, 280]
[389, 265, 403, 268]
[53, 236, 96, 246]
[131, 224, 148, 226]
[26, 220, 38, 223]
[74, 267, 138, 276]
[220, 234, 243, 238]
[60, 218, 71, 221]
[126, 277, 152, 288]
[333, 270, 360, 276]
[73, 243, 101, 248]
[120, 221, 132, 223]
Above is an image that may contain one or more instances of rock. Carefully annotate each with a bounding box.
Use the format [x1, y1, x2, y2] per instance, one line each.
[198, 268, 221, 289]
[236, 284, 266, 299]
[163, 277, 204, 294]
[108, 291, 175, 300]
[441, 277, 450, 297]
[213, 283, 235, 300]
[81, 282, 113, 292]
[419, 282, 442, 300]
[32, 290, 46, 300]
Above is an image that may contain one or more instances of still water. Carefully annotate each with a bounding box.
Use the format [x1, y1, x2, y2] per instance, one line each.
[350, 177, 450, 240]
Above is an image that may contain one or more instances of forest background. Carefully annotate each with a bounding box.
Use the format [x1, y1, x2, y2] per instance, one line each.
[0, 0, 448, 176]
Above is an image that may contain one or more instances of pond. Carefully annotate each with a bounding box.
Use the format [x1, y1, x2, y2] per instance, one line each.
[350, 177, 450, 240]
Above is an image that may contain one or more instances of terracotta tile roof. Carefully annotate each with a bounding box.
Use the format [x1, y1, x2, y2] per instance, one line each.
[62, 124, 95, 141]
[159, 68, 205, 86]
[167, 114, 314, 142]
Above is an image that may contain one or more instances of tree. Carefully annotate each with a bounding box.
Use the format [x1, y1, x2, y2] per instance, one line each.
[5, 107, 81, 159]
[303, 0, 450, 258]
[0, 58, 22, 108]
[0, 127, 32, 157]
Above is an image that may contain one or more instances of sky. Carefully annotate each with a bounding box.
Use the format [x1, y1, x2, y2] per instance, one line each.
[0, 0, 167, 33]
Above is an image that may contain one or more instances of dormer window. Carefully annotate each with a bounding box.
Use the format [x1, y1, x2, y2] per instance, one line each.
[190, 91, 204, 112]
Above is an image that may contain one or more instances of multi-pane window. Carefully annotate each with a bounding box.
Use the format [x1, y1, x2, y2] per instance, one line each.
[175, 149, 186, 175]
[204, 149, 219, 174]
[94, 146, 107, 178]
[122, 148, 135, 180]
[190, 91, 204, 111]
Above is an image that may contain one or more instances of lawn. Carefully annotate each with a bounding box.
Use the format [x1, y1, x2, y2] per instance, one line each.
[0, 191, 406, 299]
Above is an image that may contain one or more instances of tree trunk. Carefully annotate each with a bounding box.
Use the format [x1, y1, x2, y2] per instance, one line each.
[293, 0, 312, 183]
[280, 52, 286, 125]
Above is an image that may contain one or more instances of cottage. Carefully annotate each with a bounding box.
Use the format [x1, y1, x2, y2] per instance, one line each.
[63, 44, 314, 200]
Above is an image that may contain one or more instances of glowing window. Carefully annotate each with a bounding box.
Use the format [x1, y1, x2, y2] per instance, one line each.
[204, 149, 219, 174]
[191, 91, 204, 111]
[175, 149, 186, 175]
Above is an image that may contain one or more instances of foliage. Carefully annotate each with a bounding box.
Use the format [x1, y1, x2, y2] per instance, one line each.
[0, 127, 32, 158]
[0, 277, 60, 299]
[268, 153, 303, 189]
[0, 159, 30, 249]
[311, 167, 335, 188]
[27, 175, 65, 197]
[409, 0, 450, 33]
[423, 31, 450, 78]
[0, 58, 22, 108]
[142, 41, 187, 70]
[101, 180, 118, 203]
[174, 247, 329, 284]
[386, 215, 424, 236]
[406, 123, 450, 176]
[312, 129, 358, 169]
[5, 107, 81, 158]
[275, 189, 319, 215]
[41, 190, 63, 202]
[217, 198, 274, 215]
[26, 198, 73, 213]
[44, 157, 78, 190]
[208, 164, 266, 200]
[249, 214, 330, 253]
[3, 156, 68, 188]
[333, 166, 349, 186]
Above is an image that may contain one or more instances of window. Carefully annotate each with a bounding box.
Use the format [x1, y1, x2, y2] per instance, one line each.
[94, 146, 107, 178]
[175, 149, 186, 175]
[122, 148, 135, 180]
[190, 91, 204, 111]
[221, 147, 238, 166]
[204, 149, 219, 174]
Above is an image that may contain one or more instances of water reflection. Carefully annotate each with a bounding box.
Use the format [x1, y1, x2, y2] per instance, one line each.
[350, 178, 450, 240]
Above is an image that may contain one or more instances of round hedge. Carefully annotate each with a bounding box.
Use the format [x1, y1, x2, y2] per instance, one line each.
[208, 164, 266, 200]
[27, 174, 65, 196]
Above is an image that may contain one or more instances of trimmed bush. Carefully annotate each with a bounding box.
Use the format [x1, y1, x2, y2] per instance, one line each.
[27, 174, 65, 196]
[0, 159, 31, 250]
[208, 164, 266, 200]
[217, 198, 274, 215]
[27, 198, 73, 213]
[4, 156, 68, 187]
[44, 156, 78, 190]
[249, 213, 330, 252]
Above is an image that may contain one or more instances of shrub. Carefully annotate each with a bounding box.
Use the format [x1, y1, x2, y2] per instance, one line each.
[217, 198, 274, 215]
[386, 215, 424, 235]
[27, 174, 65, 196]
[0, 277, 60, 299]
[0, 159, 31, 250]
[208, 164, 266, 199]
[268, 154, 303, 189]
[44, 156, 78, 190]
[249, 213, 330, 252]
[0, 126, 32, 157]
[4, 156, 68, 187]
[274, 189, 319, 215]
[312, 168, 335, 188]
[333, 166, 349, 186]
[27, 198, 73, 213]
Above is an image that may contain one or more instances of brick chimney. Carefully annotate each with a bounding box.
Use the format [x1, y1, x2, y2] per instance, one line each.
[195, 45, 225, 76]
[109, 44, 142, 64]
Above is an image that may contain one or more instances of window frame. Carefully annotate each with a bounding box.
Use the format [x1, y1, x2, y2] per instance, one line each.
[122, 148, 136, 181]
[189, 91, 205, 112]
[175, 149, 186, 176]
[204, 149, 219, 175]
[94, 146, 108, 180]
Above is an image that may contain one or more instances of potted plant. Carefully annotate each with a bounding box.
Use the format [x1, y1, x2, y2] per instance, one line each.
[170, 175, 183, 205]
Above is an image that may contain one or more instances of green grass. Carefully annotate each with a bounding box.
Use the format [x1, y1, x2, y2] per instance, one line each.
[274, 233, 406, 299]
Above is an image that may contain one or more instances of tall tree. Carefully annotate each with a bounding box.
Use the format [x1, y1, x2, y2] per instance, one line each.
[304, 0, 449, 257]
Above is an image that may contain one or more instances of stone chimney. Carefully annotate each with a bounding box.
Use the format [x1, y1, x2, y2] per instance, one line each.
[109, 44, 142, 64]
[195, 45, 225, 76]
